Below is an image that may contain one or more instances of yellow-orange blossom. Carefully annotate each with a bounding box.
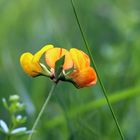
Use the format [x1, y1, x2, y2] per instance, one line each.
[20, 45, 97, 88]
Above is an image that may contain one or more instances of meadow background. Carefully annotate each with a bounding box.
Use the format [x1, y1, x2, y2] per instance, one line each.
[0, 0, 140, 139]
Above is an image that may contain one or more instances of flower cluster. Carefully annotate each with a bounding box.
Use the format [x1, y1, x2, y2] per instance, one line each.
[20, 45, 97, 88]
[0, 95, 30, 137]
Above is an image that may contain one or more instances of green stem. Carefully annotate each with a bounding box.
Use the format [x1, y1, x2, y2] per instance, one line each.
[70, 0, 124, 139]
[5, 117, 14, 140]
[5, 135, 10, 140]
[27, 83, 57, 140]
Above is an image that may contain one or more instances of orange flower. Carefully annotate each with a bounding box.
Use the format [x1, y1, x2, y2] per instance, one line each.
[69, 48, 97, 88]
[45, 47, 97, 88]
[20, 45, 54, 77]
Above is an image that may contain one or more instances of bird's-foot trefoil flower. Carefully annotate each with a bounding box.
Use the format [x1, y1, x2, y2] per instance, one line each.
[20, 44, 97, 88]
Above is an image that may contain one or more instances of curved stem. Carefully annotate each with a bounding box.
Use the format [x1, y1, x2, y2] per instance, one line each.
[27, 83, 57, 140]
[70, 0, 124, 139]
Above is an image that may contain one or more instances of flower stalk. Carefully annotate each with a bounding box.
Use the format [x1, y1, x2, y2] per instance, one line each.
[27, 83, 57, 140]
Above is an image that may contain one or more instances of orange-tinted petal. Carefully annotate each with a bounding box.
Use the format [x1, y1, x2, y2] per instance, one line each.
[45, 48, 73, 70]
[70, 48, 90, 70]
[69, 67, 97, 88]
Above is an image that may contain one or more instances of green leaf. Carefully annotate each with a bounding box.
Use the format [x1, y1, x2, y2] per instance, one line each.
[55, 55, 65, 80]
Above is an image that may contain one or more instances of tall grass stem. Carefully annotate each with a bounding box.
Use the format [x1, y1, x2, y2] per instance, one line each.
[70, 0, 124, 139]
[27, 83, 57, 140]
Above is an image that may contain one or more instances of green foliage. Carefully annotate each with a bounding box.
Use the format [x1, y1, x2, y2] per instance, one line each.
[0, 95, 31, 139]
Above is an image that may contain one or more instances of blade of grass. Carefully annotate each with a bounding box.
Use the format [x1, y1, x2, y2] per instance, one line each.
[46, 85, 140, 129]
[70, 0, 124, 139]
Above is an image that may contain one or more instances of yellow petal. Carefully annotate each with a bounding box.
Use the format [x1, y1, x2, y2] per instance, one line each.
[20, 52, 41, 77]
[20, 45, 54, 77]
[69, 67, 97, 88]
[33, 44, 54, 63]
[70, 48, 90, 70]
[45, 48, 73, 70]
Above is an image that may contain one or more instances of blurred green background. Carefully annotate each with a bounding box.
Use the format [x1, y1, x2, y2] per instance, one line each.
[0, 0, 140, 139]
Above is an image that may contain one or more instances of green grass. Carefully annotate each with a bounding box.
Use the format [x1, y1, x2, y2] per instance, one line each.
[46, 85, 140, 128]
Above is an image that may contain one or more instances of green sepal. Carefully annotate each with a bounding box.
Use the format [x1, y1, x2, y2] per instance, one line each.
[61, 76, 80, 89]
[39, 63, 51, 77]
[65, 66, 74, 75]
[55, 55, 65, 80]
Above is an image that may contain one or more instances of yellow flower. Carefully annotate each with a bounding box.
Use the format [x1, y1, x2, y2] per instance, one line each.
[20, 44, 97, 88]
[20, 45, 54, 77]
